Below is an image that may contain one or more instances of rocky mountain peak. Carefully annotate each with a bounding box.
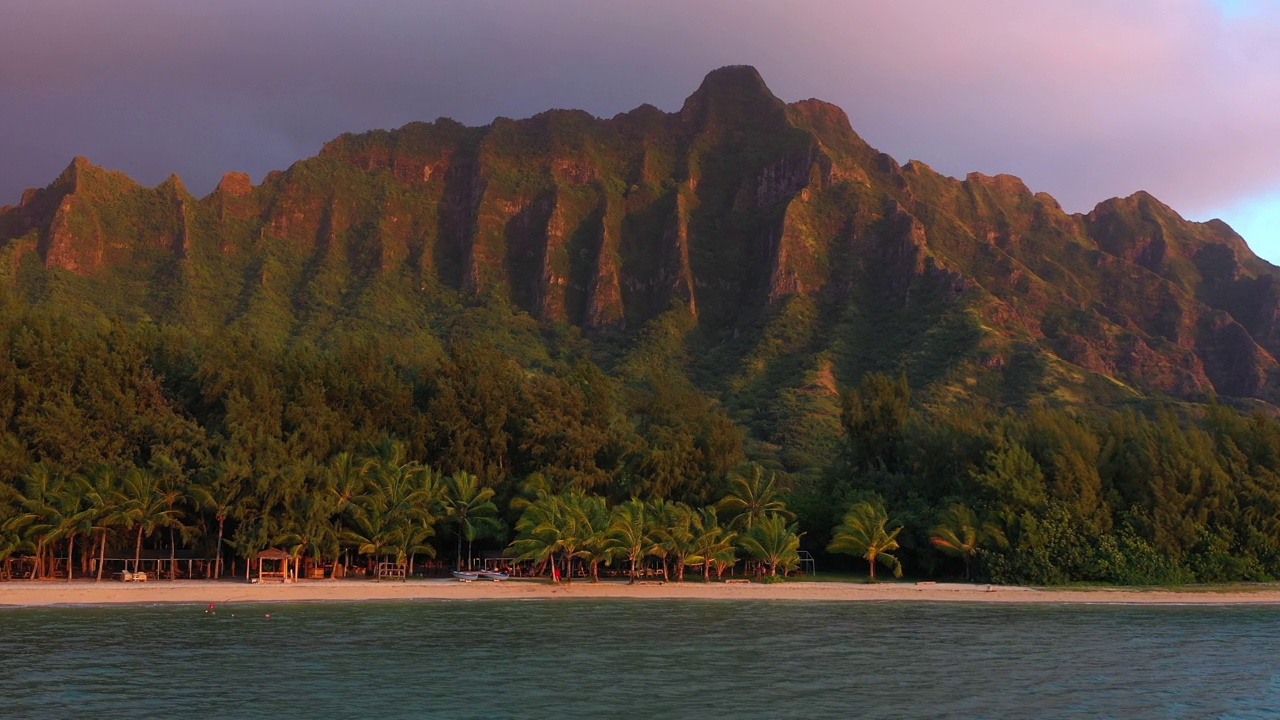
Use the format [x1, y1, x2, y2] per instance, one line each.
[679, 65, 788, 132]
[4, 68, 1280, 409]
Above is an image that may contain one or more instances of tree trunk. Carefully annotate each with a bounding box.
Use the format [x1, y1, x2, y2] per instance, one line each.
[868, 551, 877, 581]
[169, 526, 176, 580]
[96, 531, 107, 582]
[455, 531, 463, 571]
[590, 560, 599, 582]
[34, 537, 44, 579]
[66, 533, 75, 582]
[134, 525, 144, 572]
[704, 560, 710, 583]
[629, 554, 637, 585]
[214, 516, 225, 579]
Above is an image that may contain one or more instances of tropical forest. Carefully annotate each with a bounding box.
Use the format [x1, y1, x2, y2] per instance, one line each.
[4, 66, 1280, 586]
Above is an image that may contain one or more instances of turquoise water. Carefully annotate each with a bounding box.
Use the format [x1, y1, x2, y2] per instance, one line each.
[2, 600, 1279, 719]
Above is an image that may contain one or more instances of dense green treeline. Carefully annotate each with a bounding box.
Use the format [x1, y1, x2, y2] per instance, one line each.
[801, 372, 1280, 584]
[0, 296, 755, 577]
[5, 288, 1280, 585]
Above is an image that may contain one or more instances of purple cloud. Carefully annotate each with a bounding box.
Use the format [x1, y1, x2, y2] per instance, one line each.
[2, 1, 1278, 256]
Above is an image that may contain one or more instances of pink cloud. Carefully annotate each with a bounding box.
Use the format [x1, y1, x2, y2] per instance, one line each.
[2, 0, 1278, 253]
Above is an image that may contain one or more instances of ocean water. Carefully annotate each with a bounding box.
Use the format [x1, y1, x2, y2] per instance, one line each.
[1, 600, 1279, 719]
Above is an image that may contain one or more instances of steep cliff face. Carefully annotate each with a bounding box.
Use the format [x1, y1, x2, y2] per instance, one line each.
[3, 66, 1280, 412]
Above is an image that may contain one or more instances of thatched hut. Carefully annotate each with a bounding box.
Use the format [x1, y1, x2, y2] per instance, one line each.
[254, 548, 294, 583]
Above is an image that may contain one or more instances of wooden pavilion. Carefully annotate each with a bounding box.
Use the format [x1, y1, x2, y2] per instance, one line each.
[254, 548, 295, 583]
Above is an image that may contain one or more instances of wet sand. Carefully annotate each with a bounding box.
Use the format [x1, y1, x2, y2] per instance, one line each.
[4, 578, 1280, 606]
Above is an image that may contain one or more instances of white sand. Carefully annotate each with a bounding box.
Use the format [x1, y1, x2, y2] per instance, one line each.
[4, 578, 1280, 607]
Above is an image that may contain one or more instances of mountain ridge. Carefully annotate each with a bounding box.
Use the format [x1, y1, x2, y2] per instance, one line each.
[3, 65, 1280, 445]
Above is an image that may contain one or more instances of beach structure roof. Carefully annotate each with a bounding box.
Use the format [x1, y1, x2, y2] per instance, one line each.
[254, 548, 295, 583]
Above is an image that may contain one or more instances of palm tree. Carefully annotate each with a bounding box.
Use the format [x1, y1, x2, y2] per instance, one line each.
[326, 452, 371, 515]
[690, 507, 736, 582]
[511, 472, 554, 513]
[442, 471, 499, 571]
[346, 449, 443, 572]
[0, 527, 26, 580]
[828, 501, 903, 580]
[3, 463, 66, 579]
[279, 492, 340, 578]
[715, 462, 793, 530]
[737, 513, 802, 577]
[393, 462, 446, 572]
[324, 451, 372, 572]
[508, 492, 602, 583]
[507, 495, 561, 578]
[605, 499, 654, 584]
[653, 501, 701, 582]
[343, 501, 398, 568]
[573, 494, 613, 582]
[929, 502, 1002, 580]
[53, 479, 95, 582]
[116, 468, 187, 576]
[188, 465, 243, 579]
[148, 454, 197, 580]
[77, 464, 123, 581]
[646, 498, 673, 581]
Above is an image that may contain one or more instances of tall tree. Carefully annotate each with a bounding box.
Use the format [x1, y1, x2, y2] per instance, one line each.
[737, 513, 802, 577]
[840, 372, 912, 476]
[188, 465, 243, 579]
[653, 501, 701, 582]
[442, 470, 499, 570]
[3, 463, 66, 579]
[507, 491, 601, 583]
[715, 462, 792, 530]
[346, 444, 443, 571]
[77, 464, 123, 582]
[828, 501, 903, 580]
[116, 468, 187, 575]
[929, 503, 1002, 581]
[573, 494, 614, 582]
[605, 499, 653, 584]
[507, 494, 561, 579]
[689, 507, 737, 582]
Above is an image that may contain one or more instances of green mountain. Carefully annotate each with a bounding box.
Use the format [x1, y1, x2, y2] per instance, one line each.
[3, 65, 1279, 474]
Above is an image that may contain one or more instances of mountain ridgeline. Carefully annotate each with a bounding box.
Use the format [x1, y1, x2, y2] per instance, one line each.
[4, 65, 1280, 470]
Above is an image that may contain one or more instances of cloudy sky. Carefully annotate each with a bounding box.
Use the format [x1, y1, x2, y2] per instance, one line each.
[4, 0, 1279, 259]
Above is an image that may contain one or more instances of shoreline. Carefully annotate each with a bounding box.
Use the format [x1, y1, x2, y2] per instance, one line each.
[5, 578, 1280, 607]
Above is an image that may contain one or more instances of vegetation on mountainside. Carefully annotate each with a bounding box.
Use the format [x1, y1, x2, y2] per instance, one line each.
[5, 67, 1280, 585]
[1, 291, 1280, 585]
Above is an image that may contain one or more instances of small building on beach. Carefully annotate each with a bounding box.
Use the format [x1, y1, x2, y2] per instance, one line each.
[254, 548, 294, 583]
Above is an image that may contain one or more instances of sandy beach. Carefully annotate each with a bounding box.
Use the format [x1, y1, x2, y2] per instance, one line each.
[4, 578, 1280, 607]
